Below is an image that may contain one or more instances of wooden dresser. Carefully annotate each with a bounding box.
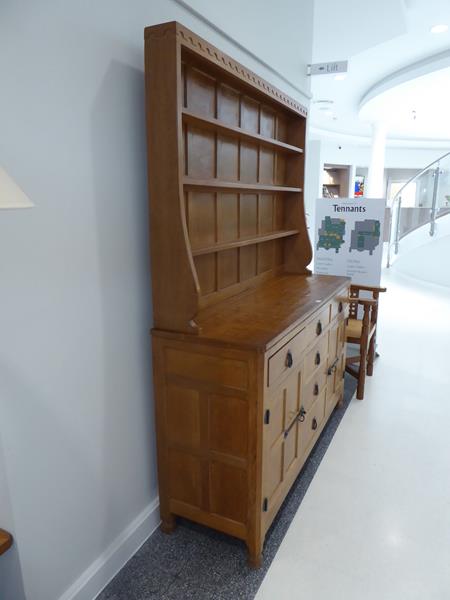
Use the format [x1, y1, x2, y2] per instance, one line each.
[145, 21, 350, 567]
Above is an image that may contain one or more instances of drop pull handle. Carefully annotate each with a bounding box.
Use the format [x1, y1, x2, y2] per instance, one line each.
[338, 301, 343, 313]
[327, 357, 339, 375]
[316, 321, 322, 336]
[312, 417, 318, 431]
[284, 407, 305, 438]
[315, 352, 321, 366]
[313, 383, 319, 396]
[285, 350, 293, 368]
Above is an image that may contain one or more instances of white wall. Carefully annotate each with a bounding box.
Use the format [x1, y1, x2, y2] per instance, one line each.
[304, 138, 323, 237]
[390, 213, 450, 285]
[316, 140, 445, 170]
[183, 0, 313, 95]
[0, 434, 26, 600]
[392, 233, 450, 287]
[0, 2, 313, 600]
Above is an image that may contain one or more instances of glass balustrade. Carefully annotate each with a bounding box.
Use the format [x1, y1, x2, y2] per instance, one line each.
[387, 151, 450, 266]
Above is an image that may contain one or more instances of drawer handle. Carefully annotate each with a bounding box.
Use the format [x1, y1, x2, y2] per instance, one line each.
[316, 321, 322, 336]
[327, 357, 339, 375]
[315, 352, 321, 366]
[284, 406, 307, 438]
[298, 406, 306, 422]
[285, 350, 293, 368]
[312, 417, 318, 431]
[338, 301, 343, 313]
[313, 383, 319, 396]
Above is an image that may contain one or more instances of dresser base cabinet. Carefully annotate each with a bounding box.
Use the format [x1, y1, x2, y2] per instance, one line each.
[151, 277, 349, 567]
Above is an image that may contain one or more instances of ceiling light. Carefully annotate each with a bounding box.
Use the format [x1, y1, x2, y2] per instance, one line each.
[430, 24, 448, 34]
[334, 74, 346, 81]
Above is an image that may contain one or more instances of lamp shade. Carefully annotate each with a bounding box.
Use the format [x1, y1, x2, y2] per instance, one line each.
[0, 167, 33, 209]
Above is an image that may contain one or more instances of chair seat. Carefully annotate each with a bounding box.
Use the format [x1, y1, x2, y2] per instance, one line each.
[346, 318, 376, 341]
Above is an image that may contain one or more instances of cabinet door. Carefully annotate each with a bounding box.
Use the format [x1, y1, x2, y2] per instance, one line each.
[262, 367, 302, 518]
[298, 387, 326, 460]
[326, 318, 346, 413]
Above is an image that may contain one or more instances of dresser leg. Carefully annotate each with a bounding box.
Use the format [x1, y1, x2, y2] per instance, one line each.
[337, 389, 344, 408]
[160, 514, 176, 534]
[247, 539, 263, 568]
[247, 550, 262, 569]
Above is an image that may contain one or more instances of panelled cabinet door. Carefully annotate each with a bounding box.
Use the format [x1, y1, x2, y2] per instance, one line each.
[336, 319, 346, 383]
[325, 317, 346, 414]
[327, 319, 343, 394]
[297, 387, 326, 459]
[332, 319, 346, 392]
[262, 368, 302, 511]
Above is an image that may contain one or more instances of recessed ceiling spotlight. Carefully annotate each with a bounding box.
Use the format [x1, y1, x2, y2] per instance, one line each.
[430, 24, 448, 33]
[334, 74, 346, 81]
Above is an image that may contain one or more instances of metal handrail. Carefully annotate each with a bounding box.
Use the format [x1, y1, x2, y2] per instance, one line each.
[387, 150, 450, 267]
[392, 151, 450, 203]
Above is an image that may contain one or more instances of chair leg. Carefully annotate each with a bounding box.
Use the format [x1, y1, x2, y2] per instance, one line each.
[356, 346, 368, 400]
[367, 335, 376, 376]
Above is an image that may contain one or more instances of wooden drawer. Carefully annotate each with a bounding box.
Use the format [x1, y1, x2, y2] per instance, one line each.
[304, 306, 330, 348]
[331, 289, 349, 321]
[267, 329, 306, 387]
[302, 366, 327, 412]
[298, 388, 326, 459]
[304, 334, 329, 377]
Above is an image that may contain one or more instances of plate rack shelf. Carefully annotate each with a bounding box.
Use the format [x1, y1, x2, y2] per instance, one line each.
[145, 21, 311, 333]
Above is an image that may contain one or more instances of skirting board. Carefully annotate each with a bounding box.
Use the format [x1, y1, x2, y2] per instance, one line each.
[58, 498, 160, 600]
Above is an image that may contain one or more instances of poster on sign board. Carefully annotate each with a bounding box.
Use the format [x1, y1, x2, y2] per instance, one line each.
[314, 197, 386, 287]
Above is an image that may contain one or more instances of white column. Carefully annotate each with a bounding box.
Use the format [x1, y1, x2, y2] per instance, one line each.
[348, 164, 356, 198]
[304, 138, 322, 235]
[366, 122, 387, 198]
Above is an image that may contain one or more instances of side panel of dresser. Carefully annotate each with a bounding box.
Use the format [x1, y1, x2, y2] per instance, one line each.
[151, 335, 264, 564]
[261, 287, 348, 535]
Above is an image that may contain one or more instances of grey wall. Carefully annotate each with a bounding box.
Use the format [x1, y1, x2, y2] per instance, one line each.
[0, 1, 313, 599]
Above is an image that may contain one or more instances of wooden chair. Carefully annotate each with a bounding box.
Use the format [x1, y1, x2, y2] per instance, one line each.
[344, 284, 387, 400]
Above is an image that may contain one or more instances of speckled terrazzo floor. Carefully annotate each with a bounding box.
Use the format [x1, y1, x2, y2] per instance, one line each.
[97, 374, 357, 600]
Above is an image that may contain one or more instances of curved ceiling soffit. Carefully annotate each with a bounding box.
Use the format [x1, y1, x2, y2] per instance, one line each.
[309, 126, 450, 149]
[359, 47, 450, 112]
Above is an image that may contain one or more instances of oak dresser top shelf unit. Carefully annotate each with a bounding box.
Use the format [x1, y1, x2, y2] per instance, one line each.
[145, 20, 311, 335]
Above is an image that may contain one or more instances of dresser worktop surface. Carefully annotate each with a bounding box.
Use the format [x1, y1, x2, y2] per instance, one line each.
[153, 273, 349, 351]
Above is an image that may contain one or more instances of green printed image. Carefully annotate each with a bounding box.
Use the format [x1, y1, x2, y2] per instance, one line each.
[349, 219, 381, 255]
[316, 216, 346, 253]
